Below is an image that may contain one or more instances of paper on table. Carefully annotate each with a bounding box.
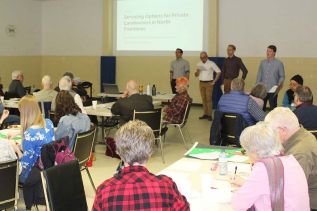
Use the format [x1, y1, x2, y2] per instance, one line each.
[189, 152, 220, 160]
[268, 85, 278, 93]
[227, 155, 249, 163]
[168, 159, 203, 172]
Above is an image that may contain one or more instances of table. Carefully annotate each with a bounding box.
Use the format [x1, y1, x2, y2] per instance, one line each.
[97, 93, 175, 102]
[85, 101, 163, 144]
[85, 101, 163, 117]
[0, 128, 22, 145]
[158, 155, 251, 210]
[3, 99, 19, 109]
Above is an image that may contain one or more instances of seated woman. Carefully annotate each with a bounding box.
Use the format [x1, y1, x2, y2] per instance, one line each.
[163, 76, 191, 124]
[54, 90, 91, 150]
[282, 74, 303, 109]
[18, 95, 55, 210]
[92, 120, 189, 210]
[249, 83, 267, 109]
[231, 122, 310, 211]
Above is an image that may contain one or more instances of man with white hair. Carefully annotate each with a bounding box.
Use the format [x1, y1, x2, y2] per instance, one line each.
[51, 76, 85, 113]
[33, 75, 58, 102]
[8, 70, 26, 97]
[111, 80, 153, 124]
[265, 107, 317, 210]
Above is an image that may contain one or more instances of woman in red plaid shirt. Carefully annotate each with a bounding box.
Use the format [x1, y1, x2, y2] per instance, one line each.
[92, 120, 190, 211]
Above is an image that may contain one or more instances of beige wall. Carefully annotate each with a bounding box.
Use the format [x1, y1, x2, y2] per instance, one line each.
[0, 56, 42, 89]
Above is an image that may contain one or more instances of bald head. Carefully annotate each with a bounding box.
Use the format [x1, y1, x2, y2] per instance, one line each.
[126, 80, 139, 96]
[264, 107, 300, 144]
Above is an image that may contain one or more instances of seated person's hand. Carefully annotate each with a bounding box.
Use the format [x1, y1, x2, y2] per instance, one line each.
[121, 90, 129, 98]
[229, 175, 245, 187]
[0, 109, 9, 123]
[7, 130, 21, 139]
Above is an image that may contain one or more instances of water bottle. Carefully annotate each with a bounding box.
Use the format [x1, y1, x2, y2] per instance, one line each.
[146, 84, 151, 96]
[218, 150, 228, 175]
[152, 84, 156, 96]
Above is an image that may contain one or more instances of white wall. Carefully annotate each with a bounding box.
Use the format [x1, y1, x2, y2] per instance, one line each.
[41, 0, 103, 56]
[218, 0, 317, 57]
[0, 0, 42, 56]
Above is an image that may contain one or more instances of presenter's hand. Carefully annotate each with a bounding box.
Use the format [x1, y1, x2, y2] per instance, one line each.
[210, 81, 216, 86]
[194, 70, 200, 77]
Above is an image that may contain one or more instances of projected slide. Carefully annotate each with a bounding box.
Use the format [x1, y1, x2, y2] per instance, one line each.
[115, 0, 206, 52]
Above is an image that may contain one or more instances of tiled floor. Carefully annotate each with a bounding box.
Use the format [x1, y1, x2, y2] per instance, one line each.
[17, 106, 211, 210]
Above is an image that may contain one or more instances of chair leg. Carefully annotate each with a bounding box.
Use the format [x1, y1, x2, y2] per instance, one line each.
[158, 137, 165, 163]
[85, 167, 96, 192]
[178, 126, 188, 149]
[183, 126, 193, 144]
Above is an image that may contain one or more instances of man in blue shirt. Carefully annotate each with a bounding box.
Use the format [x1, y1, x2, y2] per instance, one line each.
[256, 45, 285, 110]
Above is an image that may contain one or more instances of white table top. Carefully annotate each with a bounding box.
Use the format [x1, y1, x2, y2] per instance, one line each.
[3, 99, 20, 109]
[97, 93, 175, 102]
[84, 101, 163, 117]
[158, 157, 251, 211]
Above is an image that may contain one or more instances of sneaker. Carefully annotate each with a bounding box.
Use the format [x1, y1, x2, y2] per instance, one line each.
[207, 116, 213, 121]
[199, 115, 208, 119]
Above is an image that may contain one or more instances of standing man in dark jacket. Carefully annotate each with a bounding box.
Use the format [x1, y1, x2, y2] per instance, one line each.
[8, 70, 26, 97]
[111, 80, 154, 124]
[222, 45, 248, 93]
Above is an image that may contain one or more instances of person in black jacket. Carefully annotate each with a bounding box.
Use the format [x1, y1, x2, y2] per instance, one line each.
[111, 80, 154, 125]
[8, 70, 26, 97]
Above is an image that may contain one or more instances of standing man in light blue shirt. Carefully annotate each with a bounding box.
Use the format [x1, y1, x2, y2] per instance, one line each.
[170, 48, 190, 94]
[256, 45, 285, 110]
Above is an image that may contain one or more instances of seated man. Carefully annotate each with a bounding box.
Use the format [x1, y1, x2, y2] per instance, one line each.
[8, 70, 26, 97]
[293, 85, 317, 130]
[111, 80, 153, 125]
[217, 78, 265, 125]
[33, 75, 58, 102]
[163, 76, 191, 123]
[92, 120, 189, 210]
[265, 107, 317, 210]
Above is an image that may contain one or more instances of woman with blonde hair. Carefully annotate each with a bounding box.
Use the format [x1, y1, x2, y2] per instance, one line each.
[18, 95, 55, 210]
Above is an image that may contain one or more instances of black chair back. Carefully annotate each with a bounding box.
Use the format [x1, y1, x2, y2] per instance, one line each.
[38, 101, 52, 118]
[133, 108, 162, 138]
[220, 113, 247, 147]
[81, 81, 93, 98]
[24, 86, 31, 94]
[41, 160, 88, 211]
[0, 159, 18, 210]
[73, 126, 96, 168]
[182, 99, 192, 126]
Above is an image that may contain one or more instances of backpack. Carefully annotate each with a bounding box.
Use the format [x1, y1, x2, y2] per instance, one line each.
[105, 137, 121, 159]
[37, 137, 76, 170]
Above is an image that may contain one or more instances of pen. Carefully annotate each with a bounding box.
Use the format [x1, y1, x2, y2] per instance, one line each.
[233, 166, 238, 179]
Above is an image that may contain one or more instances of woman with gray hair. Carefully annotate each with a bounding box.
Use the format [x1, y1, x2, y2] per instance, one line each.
[231, 122, 309, 211]
[92, 120, 189, 211]
[51, 76, 85, 113]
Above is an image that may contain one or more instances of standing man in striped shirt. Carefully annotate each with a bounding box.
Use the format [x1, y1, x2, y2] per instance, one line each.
[256, 45, 285, 111]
